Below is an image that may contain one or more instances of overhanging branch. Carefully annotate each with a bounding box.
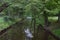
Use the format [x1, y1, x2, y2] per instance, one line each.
[0, 3, 11, 12]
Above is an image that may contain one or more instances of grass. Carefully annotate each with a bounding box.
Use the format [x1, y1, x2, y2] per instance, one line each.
[53, 29, 60, 37]
[0, 17, 21, 30]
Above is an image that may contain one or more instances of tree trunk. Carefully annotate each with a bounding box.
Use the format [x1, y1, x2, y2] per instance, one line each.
[43, 10, 49, 40]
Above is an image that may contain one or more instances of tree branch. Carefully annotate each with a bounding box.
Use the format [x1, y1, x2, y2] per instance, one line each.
[38, 24, 60, 40]
[0, 19, 24, 36]
[0, 3, 10, 12]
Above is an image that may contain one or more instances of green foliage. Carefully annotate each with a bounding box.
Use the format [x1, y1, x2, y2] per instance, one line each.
[45, 0, 60, 15]
[0, 0, 60, 38]
[0, 0, 59, 26]
[53, 29, 60, 37]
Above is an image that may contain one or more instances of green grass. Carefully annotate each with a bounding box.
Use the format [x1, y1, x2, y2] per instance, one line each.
[48, 17, 58, 22]
[0, 17, 21, 30]
[0, 17, 9, 30]
[53, 29, 60, 37]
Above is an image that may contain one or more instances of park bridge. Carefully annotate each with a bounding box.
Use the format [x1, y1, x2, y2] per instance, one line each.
[0, 2, 60, 40]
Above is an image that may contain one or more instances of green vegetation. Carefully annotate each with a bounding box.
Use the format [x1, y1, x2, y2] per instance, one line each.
[53, 29, 60, 37]
[0, 0, 60, 40]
